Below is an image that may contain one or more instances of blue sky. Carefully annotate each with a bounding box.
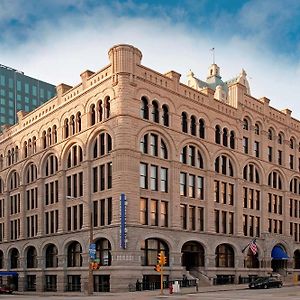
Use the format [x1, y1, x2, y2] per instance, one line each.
[1, 0, 300, 117]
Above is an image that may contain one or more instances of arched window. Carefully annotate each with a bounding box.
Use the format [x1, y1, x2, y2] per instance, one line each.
[67, 241, 82, 267]
[162, 105, 169, 127]
[199, 119, 205, 139]
[32, 136, 37, 153]
[47, 128, 52, 146]
[67, 145, 83, 168]
[278, 133, 283, 144]
[294, 250, 300, 269]
[9, 171, 20, 191]
[160, 140, 168, 159]
[95, 238, 112, 266]
[45, 244, 58, 268]
[182, 112, 188, 133]
[268, 128, 273, 140]
[180, 145, 204, 169]
[190, 116, 196, 136]
[0, 177, 3, 194]
[230, 131, 235, 149]
[105, 97, 111, 118]
[76, 112, 82, 133]
[222, 128, 228, 147]
[141, 238, 169, 266]
[64, 119, 69, 138]
[70, 115, 75, 135]
[152, 101, 159, 123]
[97, 100, 103, 122]
[90, 104, 96, 125]
[140, 96, 149, 119]
[52, 126, 57, 144]
[215, 244, 234, 267]
[93, 133, 112, 159]
[214, 155, 234, 177]
[0, 250, 3, 269]
[140, 133, 168, 159]
[215, 125, 221, 144]
[42, 131, 47, 148]
[289, 177, 300, 195]
[24, 141, 28, 158]
[290, 138, 295, 149]
[243, 118, 249, 130]
[254, 123, 260, 135]
[10, 248, 19, 269]
[244, 248, 259, 268]
[27, 246, 37, 268]
[268, 171, 282, 190]
[243, 164, 260, 184]
[25, 163, 37, 184]
[45, 154, 58, 177]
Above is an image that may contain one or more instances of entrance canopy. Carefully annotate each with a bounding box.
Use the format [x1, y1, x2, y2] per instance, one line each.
[0, 271, 18, 277]
[271, 246, 289, 260]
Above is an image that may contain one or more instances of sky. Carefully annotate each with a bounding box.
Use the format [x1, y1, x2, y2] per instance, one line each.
[1, 0, 300, 118]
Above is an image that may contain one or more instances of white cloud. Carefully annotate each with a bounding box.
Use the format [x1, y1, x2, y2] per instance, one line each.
[1, 4, 300, 118]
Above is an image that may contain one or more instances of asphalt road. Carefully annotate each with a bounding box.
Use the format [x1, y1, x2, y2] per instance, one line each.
[0, 286, 300, 300]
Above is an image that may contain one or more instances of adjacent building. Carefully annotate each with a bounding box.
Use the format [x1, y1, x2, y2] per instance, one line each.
[0, 64, 56, 127]
[0, 44, 300, 293]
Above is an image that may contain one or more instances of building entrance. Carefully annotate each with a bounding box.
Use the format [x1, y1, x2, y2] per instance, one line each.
[271, 245, 288, 273]
[181, 241, 204, 270]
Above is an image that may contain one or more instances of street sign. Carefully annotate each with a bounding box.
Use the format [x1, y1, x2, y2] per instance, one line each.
[89, 243, 96, 260]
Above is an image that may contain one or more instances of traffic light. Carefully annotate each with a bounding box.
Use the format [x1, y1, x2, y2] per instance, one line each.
[154, 264, 161, 272]
[157, 251, 167, 265]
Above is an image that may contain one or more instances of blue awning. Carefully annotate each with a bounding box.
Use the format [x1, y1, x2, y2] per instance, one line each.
[0, 271, 18, 277]
[271, 246, 289, 260]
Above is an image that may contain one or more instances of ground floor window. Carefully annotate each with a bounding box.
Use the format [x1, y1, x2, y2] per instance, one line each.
[93, 275, 110, 292]
[25, 275, 36, 291]
[66, 275, 81, 292]
[44, 275, 57, 291]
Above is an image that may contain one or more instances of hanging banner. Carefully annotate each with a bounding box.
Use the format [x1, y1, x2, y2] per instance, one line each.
[120, 193, 127, 249]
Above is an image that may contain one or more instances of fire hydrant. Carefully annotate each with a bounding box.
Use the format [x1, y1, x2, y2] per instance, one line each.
[169, 283, 173, 294]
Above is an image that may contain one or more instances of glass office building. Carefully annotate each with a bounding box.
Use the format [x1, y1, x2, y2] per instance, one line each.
[0, 64, 56, 127]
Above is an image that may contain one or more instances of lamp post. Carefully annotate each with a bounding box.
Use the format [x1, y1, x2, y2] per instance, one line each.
[66, 196, 94, 294]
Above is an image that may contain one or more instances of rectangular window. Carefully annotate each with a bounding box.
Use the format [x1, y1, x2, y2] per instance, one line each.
[107, 162, 112, 189]
[215, 210, 219, 233]
[228, 184, 234, 205]
[140, 163, 148, 189]
[180, 172, 187, 196]
[100, 165, 105, 191]
[161, 201, 168, 227]
[268, 193, 272, 212]
[93, 167, 98, 193]
[268, 218, 272, 233]
[140, 198, 148, 225]
[243, 137, 249, 154]
[188, 146, 195, 166]
[188, 174, 195, 198]
[160, 167, 168, 192]
[255, 190, 260, 210]
[180, 204, 187, 229]
[278, 150, 282, 165]
[222, 211, 227, 234]
[198, 207, 204, 231]
[249, 215, 254, 236]
[150, 134, 158, 156]
[150, 165, 158, 191]
[197, 176, 204, 200]
[290, 155, 294, 170]
[107, 197, 112, 225]
[16, 80, 21, 91]
[249, 189, 254, 209]
[150, 199, 158, 226]
[221, 182, 227, 204]
[243, 187, 247, 208]
[243, 215, 247, 236]
[268, 146, 273, 162]
[254, 141, 260, 158]
[228, 212, 234, 234]
[214, 180, 220, 203]
[189, 206, 196, 231]
[256, 217, 260, 237]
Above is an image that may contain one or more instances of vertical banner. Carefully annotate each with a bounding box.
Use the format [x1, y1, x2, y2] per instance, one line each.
[120, 193, 127, 249]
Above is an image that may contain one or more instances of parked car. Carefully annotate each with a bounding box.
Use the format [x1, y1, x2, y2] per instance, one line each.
[0, 285, 13, 294]
[249, 277, 283, 289]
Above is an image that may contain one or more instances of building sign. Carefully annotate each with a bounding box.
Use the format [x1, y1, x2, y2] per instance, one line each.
[120, 193, 127, 249]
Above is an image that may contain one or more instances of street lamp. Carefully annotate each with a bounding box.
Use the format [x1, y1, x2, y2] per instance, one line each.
[66, 196, 94, 294]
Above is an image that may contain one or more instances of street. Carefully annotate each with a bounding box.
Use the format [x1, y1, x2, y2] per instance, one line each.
[1, 286, 300, 300]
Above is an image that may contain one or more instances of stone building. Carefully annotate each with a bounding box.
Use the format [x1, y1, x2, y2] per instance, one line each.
[0, 44, 299, 293]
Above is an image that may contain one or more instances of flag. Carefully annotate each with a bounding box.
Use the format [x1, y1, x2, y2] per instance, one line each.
[249, 239, 258, 255]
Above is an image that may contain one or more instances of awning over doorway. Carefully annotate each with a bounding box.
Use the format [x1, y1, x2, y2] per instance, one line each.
[271, 246, 289, 260]
[0, 271, 18, 276]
